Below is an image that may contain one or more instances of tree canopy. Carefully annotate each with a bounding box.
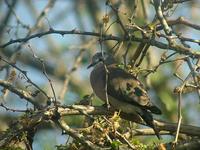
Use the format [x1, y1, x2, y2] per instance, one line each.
[0, 0, 200, 149]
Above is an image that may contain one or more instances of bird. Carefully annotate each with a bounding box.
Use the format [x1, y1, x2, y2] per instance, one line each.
[88, 52, 162, 139]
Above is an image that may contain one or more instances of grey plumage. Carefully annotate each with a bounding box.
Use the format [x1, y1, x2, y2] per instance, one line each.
[88, 52, 161, 139]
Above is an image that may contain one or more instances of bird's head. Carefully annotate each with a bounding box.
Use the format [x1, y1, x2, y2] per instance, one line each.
[87, 52, 115, 69]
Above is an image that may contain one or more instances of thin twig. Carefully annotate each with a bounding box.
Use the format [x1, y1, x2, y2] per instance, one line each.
[0, 103, 29, 113]
[56, 119, 99, 150]
[174, 92, 182, 143]
[107, 1, 128, 35]
[99, 23, 110, 109]
[0, 55, 50, 100]
[29, 45, 57, 106]
[58, 49, 85, 100]
[0, 29, 121, 48]
[41, 61, 57, 105]
[174, 66, 192, 143]
[4, 0, 29, 29]
[123, 42, 131, 67]
[0, 0, 18, 37]
[186, 58, 200, 103]
[136, 43, 150, 67]
[115, 131, 136, 149]
[102, 116, 136, 149]
[103, 62, 110, 109]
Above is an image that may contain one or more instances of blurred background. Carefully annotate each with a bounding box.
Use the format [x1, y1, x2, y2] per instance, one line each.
[0, 0, 200, 149]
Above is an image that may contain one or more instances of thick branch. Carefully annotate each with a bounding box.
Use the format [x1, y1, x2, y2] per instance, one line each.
[153, 0, 172, 35]
[1, 28, 200, 59]
[0, 80, 41, 108]
[46, 105, 200, 137]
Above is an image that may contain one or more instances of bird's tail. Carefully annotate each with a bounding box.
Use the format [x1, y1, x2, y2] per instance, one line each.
[140, 109, 161, 140]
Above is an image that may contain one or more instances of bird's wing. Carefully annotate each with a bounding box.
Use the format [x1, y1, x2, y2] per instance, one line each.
[107, 65, 161, 114]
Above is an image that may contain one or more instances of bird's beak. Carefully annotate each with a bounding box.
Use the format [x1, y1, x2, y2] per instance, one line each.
[87, 59, 102, 69]
[87, 63, 93, 69]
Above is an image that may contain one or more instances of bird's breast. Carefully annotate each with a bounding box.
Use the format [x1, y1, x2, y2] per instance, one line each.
[90, 65, 107, 101]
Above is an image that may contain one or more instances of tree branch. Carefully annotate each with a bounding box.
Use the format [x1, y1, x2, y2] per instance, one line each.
[0, 80, 41, 109]
[46, 105, 200, 137]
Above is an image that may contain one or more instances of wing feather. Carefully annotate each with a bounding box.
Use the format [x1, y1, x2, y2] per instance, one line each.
[107, 65, 161, 114]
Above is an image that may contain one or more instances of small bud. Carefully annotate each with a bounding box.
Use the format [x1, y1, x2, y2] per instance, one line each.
[102, 14, 109, 26]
